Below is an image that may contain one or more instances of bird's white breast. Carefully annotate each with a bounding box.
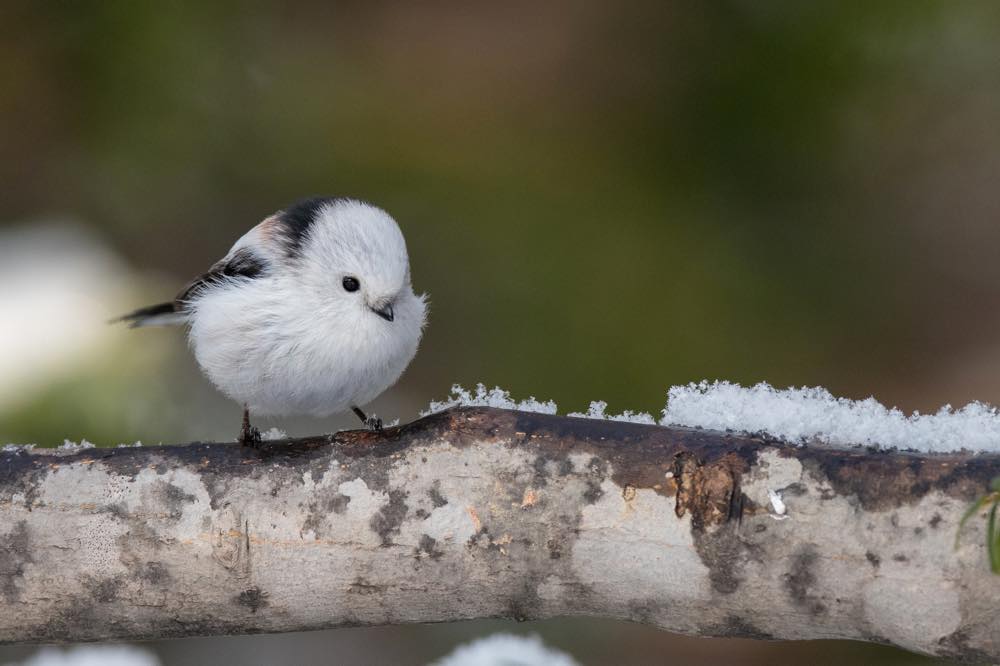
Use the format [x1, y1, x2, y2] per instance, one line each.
[187, 276, 422, 417]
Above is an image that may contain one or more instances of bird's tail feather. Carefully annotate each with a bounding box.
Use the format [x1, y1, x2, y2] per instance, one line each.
[111, 302, 188, 328]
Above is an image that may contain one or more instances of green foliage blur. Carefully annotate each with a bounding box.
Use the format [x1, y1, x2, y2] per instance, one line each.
[1, 3, 996, 663]
[958, 476, 1000, 574]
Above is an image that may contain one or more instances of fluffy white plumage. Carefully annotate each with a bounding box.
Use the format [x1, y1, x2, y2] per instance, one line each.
[121, 198, 427, 422]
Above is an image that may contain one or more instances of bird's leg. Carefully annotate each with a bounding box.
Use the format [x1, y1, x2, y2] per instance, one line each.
[239, 405, 262, 447]
[351, 405, 383, 432]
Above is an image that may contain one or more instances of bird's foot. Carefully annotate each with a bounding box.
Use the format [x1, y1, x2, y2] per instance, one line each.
[352, 405, 383, 433]
[239, 423, 262, 447]
[239, 405, 262, 447]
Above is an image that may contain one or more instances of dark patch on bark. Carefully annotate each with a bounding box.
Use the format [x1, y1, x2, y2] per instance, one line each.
[586, 456, 608, 479]
[86, 576, 125, 603]
[236, 587, 269, 613]
[428, 482, 448, 508]
[348, 577, 385, 595]
[780, 482, 808, 496]
[583, 481, 604, 504]
[938, 629, 997, 664]
[930, 513, 942, 528]
[865, 551, 881, 568]
[415, 534, 444, 560]
[627, 601, 657, 625]
[300, 510, 323, 538]
[793, 446, 1000, 511]
[858, 630, 895, 647]
[705, 614, 775, 640]
[784, 546, 826, 615]
[370, 489, 408, 546]
[692, 524, 750, 594]
[504, 576, 544, 623]
[330, 494, 351, 513]
[133, 561, 171, 585]
[0, 520, 31, 601]
[110, 505, 169, 555]
[44, 598, 99, 642]
[581, 456, 608, 504]
[99, 503, 130, 520]
[0, 451, 48, 509]
[532, 455, 550, 487]
[466, 526, 491, 550]
[308, 466, 324, 485]
[505, 598, 533, 622]
[892, 554, 908, 562]
[302, 491, 352, 537]
[546, 538, 562, 559]
[157, 481, 196, 519]
[204, 480, 234, 511]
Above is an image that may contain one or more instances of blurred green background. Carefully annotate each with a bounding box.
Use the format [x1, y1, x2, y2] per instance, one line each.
[3, 1, 998, 664]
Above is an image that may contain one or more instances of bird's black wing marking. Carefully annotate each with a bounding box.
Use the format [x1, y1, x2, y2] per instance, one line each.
[175, 248, 268, 309]
[114, 244, 268, 327]
[113, 301, 181, 327]
[275, 196, 338, 258]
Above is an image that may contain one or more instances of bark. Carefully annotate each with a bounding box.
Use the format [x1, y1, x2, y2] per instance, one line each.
[1, 407, 999, 661]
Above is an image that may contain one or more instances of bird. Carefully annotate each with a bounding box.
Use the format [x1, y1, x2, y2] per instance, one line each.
[116, 197, 428, 445]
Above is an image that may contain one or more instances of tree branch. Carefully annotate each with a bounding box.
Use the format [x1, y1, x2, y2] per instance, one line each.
[1, 407, 998, 661]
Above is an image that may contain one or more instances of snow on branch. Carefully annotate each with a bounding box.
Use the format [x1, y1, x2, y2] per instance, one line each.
[422, 384, 557, 416]
[426, 381, 1000, 453]
[662, 381, 1000, 453]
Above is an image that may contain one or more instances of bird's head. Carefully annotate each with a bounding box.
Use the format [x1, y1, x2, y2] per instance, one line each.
[287, 198, 428, 338]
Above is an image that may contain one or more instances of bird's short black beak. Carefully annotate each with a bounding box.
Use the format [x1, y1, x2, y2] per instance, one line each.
[371, 303, 394, 322]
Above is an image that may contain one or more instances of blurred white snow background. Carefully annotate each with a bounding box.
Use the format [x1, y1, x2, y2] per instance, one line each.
[431, 633, 579, 666]
[0, 222, 180, 446]
[4, 646, 160, 666]
[0, 223, 129, 411]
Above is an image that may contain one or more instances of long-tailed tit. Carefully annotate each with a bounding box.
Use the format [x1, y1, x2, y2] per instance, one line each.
[117, 197, 427, 444]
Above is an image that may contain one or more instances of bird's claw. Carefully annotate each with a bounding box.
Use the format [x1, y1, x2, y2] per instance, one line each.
[240, 424, 262, 447]
[365, 416, 383, 432]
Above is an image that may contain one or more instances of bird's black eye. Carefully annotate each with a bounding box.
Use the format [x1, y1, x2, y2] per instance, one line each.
[342, 276, 360, 293]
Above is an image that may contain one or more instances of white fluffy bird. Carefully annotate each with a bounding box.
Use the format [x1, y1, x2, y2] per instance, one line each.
[118, 197, 427, 444]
